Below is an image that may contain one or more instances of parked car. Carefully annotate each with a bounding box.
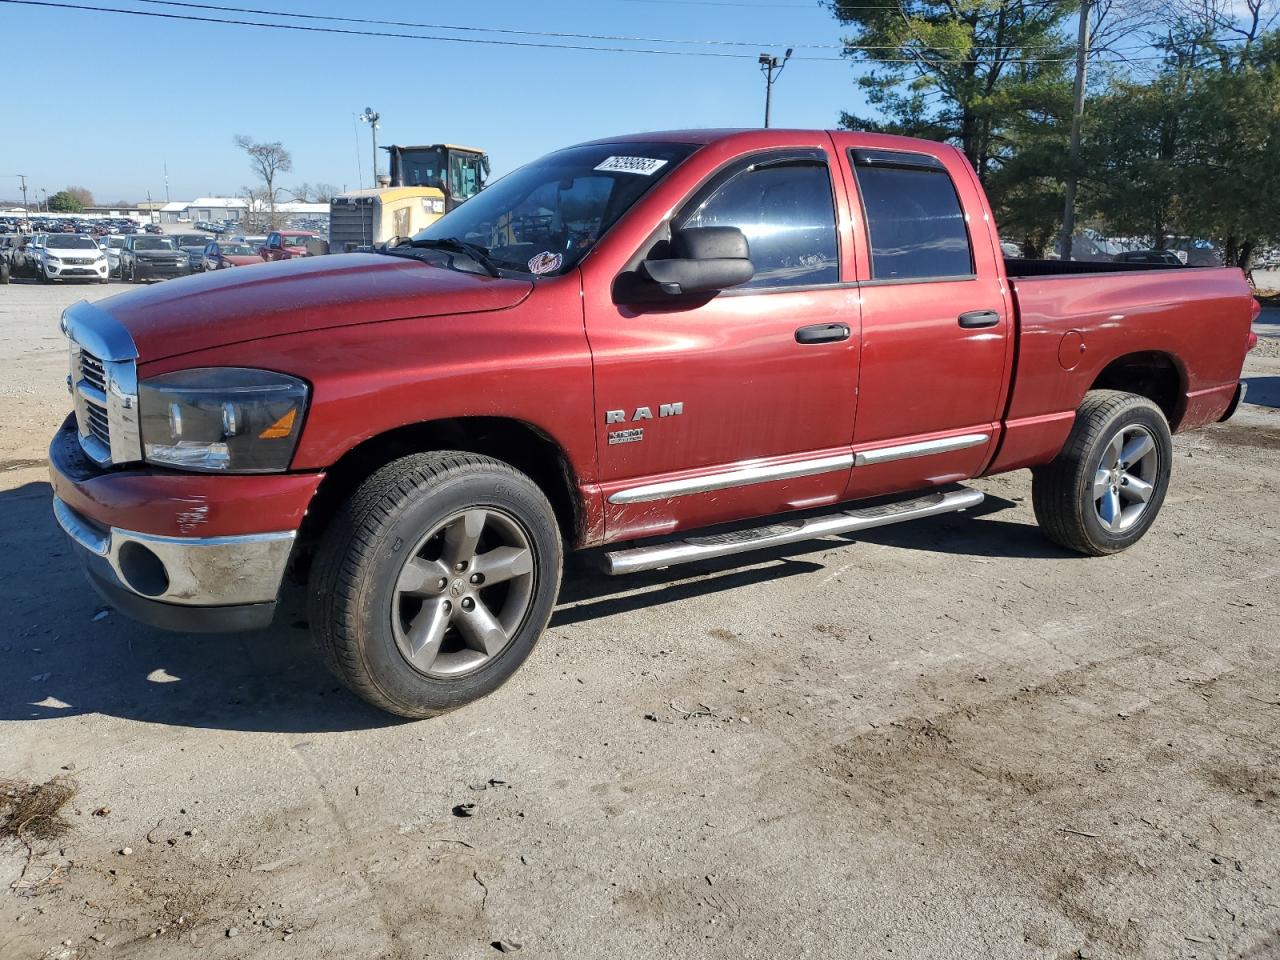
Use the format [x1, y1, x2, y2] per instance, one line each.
[173, 234, 211, 272]
[0, 236, 17, 282]
[39, 234, 109, 284]
[143, 223, 164, 234]
[12, 233, 46, 275]
[1114, 250, 1183, 266]
[119, 234, 191, 282]
[259, 230, 324, 261]
[48, 129, 1258, 719]
[98, 235, 126, 277]
[202, 240, 263, 270]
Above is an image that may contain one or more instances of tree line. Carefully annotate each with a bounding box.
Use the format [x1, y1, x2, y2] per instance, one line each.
[831, 0, 1280, 268]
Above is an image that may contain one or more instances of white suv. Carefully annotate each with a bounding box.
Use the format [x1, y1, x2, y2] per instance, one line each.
[41, 234, 109, 283]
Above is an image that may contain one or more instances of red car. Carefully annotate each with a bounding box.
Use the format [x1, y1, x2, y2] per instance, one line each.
[49, 129, 1257, 718]
[203, 240, 263, 270]
[259, 230, 321, 262]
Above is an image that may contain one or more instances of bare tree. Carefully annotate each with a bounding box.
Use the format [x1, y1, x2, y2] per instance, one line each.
[311, 182, 341, 203]
[65, 185, 95, 208]
[234, 135, 292, 229]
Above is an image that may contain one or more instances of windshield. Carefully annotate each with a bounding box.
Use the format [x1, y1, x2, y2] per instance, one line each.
[395, 147, 445, 187]
[47, 236, 97, 250]
[282, 235, 309, 248]
[105, 236, 125, 249]
[221, 243, 256, 256]
[134, 237, 176, 250]
[408, 141, 697, 277]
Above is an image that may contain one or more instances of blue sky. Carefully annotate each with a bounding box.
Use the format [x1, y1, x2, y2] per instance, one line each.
[0, 0, 868, 203]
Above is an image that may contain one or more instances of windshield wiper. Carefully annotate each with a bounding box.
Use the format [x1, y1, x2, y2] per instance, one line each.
[407, 237, 501, 278]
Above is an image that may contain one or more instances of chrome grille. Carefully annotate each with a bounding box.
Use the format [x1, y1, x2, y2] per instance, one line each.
[80, 351, 106, 393]
[72, 346, 115, 459]
[63, 302, 142, 467]
[83, 401, 111, 447]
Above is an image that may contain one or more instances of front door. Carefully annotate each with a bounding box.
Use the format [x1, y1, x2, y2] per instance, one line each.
[586, 145, 862, 541]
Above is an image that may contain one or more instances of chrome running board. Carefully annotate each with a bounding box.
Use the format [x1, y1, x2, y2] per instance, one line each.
[601, 487, 984, 575]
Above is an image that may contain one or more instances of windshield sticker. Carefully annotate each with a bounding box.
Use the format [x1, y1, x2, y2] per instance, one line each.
[594, 156, 669, 176]
[528, 251, 563, 275]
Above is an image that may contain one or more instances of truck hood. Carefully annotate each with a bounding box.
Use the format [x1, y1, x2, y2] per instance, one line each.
[99, 253, 534, 363]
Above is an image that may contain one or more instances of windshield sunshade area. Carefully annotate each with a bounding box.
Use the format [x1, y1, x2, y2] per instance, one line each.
[402, 141, 697, 278]
[135, 238, 177, 251]
[46, 236, 98, 250]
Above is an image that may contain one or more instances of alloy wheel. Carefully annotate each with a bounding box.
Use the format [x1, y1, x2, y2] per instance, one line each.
[1093, 424, 1159, 533]
[390, 508, 536, 678]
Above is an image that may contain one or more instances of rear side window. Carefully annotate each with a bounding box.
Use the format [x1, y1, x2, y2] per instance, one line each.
[852, 152, 973, 281]
[679, 159, 839, 290]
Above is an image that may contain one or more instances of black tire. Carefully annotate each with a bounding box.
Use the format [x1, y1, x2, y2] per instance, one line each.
[309, 451, 563, 718]
[1033, 389, 1173, 556]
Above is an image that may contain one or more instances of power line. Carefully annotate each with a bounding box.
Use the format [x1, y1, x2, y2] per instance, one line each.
[124, 0, 1080, 52]
[0, 0, 1090, 62]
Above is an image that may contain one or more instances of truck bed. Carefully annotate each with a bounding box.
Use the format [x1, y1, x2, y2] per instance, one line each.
[987, 262, 1254, 477]
[1004, 257, 1187, 277]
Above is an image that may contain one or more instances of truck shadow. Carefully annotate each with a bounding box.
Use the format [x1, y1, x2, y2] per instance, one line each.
[0, 480, 1061, 733]
[1243, 376, 1280, 409]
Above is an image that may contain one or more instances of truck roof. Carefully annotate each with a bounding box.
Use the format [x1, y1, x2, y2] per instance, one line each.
[390, 144, 486, 154]
[577, 128, 964, 156]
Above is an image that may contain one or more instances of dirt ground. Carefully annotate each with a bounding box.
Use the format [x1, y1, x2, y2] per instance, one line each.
[1, 277, 1277, 960]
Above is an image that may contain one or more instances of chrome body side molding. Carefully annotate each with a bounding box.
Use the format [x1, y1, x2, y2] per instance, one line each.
[854, 432, 989, 466]
[608, 453, 853, 505]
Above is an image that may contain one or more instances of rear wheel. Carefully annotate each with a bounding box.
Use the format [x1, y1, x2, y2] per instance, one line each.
[1033, 390, 1172, 555]
[309, 452, 563, 718]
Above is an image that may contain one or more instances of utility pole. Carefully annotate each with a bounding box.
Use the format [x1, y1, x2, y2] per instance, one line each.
[758, 49, 792, 128]
[15, 174, 29, 225]
[164, 162, 171, 204]
[1059, 0, 1091, 261]
[360, 107, 380, 183]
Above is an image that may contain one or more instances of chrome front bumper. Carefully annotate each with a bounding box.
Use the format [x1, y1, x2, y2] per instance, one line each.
[53, 496, 294, 631]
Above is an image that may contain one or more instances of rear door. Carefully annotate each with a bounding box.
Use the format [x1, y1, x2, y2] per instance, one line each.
[585, 142, 862, 540]
[832, 139, 1011, 498]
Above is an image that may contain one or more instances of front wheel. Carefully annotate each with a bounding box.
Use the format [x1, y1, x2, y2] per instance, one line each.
[1033, 390, 1172, 556]
[309, 452, 563, 718]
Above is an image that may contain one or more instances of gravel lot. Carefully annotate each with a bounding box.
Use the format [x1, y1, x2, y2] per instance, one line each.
[1, 277, 1278, 960]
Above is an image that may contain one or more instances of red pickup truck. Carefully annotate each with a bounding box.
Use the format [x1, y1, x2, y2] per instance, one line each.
[259, 230, 321, 262]
[50, 129, 1258, 718]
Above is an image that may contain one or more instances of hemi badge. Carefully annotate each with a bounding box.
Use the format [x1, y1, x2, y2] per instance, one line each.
[608, 428, 644, 445]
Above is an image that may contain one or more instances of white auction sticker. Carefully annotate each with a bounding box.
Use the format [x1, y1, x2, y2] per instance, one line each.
[594, 156, 669, 176]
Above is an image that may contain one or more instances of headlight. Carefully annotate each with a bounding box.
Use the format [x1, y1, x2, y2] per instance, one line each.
[139, 367, 309, 473]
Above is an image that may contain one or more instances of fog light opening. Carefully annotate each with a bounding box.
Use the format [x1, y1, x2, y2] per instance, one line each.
[118, 541, 170, 597]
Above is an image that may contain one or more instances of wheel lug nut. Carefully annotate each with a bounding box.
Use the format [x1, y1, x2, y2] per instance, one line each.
[461, 597, 474, 611]
[442, 600, 452, 613]
[454, 561, 468, 572]
[437, 577, 448, 590]
[469, 573, 484, 585]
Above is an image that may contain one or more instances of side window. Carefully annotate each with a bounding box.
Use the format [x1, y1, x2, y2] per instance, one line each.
[679, 160, 839, 290]
[851, 154, 973, 281]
